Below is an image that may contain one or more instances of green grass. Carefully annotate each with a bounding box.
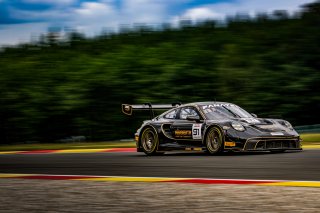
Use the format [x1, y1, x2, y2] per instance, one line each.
[301, 133, 320, 145]
[0, 133, 319, 152]
[0, 141, 135, 152]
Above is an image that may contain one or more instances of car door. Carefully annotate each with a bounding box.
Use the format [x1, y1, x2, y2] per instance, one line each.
[161, 108, 179, 139]
[171, 106, 203, 141]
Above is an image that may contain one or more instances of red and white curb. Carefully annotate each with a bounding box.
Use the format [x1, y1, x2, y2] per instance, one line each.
[0, 148, 136, 154]
[1, 145, 319, 155]
[0, 174, 319, 188]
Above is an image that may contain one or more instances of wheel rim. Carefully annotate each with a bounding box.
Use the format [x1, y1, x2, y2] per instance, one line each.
[141, 128, 157, 152]
[206, 128, 222, 153]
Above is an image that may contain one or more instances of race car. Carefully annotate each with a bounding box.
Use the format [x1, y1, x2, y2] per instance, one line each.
[122, 102, 302, 155]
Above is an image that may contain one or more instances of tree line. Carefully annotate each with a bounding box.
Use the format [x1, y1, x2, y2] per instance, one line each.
[0, 1, 319, 143]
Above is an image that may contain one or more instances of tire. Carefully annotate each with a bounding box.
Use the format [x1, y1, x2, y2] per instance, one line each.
[140, 127, 160, 156]
[205, 126, 224, 155]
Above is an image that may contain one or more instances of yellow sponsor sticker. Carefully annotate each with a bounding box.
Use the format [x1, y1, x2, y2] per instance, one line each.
[135, 135, 139, 142]
[225, 142, 236, 147]
[175, 130, 192, 138]
[185, 147, 202, 151]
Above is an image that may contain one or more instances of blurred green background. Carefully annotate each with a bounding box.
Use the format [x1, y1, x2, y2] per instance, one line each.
[0, 2, 319, 143]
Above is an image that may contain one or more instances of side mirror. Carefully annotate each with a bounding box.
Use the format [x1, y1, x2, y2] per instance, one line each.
[186, 115, 201, 123]
[251, 113, 258, 118]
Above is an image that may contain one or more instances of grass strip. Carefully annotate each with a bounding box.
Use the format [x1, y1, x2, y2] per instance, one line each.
[0, 141, 135, 151]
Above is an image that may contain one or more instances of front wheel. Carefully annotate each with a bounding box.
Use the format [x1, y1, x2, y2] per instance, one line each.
[205, 127, 224, 155]
[140, 127, 160, 156]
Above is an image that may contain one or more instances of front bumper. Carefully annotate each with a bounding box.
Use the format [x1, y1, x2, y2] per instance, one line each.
[242, 137, 302, 151]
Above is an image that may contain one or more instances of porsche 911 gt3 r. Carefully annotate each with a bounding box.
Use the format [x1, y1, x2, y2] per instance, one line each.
[122, 102, 302, 155]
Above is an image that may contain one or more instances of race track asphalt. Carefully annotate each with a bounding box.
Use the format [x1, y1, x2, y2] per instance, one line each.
[0, 150, 319, 181]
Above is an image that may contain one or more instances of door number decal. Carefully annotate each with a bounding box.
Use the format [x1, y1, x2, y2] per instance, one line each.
[192, 124, 202, 139]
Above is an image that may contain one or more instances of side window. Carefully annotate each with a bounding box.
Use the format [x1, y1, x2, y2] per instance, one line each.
[163, 109, 178, 119]
[179, 107, 199, 120]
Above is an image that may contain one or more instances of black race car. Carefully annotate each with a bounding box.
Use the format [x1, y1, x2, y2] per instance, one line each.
[122, 102, 302, 155]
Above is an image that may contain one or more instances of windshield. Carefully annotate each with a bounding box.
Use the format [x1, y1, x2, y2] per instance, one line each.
[200, 103, 253, 120]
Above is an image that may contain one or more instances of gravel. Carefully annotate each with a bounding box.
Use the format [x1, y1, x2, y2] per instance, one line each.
[1, 179, 319, 213]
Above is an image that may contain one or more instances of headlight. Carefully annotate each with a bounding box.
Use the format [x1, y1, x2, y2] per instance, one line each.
[231, 122, 245, 131]
[283, 121, 293, 130]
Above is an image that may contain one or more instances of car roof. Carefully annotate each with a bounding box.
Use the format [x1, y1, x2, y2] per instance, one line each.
[182, 101, 233, 107]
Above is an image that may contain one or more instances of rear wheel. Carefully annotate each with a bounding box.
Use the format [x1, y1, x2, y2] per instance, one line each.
[205, 126, 224, 155]
[140, 127, 160, 155]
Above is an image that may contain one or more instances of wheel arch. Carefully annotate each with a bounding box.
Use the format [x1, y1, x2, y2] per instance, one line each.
[138, 124, 159, 147]
[202, 124, 225, 145]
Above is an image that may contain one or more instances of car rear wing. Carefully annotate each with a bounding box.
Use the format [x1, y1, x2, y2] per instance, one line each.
[122, 103, 181, 117]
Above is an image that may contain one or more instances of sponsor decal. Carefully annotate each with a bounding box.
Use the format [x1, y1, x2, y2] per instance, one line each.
[242, 118, 261, 124]
[225, 142, 236, 147]
[185, 147, 202, 151]
[175, 130, 192, 138]
[271, 132, 284, 136]
[192, 124, 202, 139]
[202, 104, 234, 110]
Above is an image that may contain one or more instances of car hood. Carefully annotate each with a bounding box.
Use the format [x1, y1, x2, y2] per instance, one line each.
[232, 117, 295, 133]
[237, 117, 272, 125]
